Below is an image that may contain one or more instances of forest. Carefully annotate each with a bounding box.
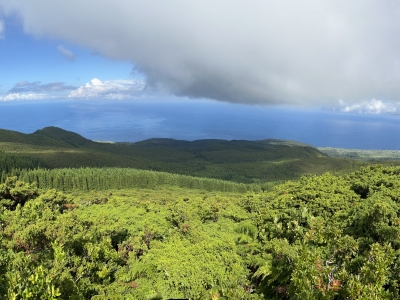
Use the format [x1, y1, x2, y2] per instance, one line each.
[1, 164, 400, 299]
[0, 128, 400, 299]
[0, 127, 369, 183]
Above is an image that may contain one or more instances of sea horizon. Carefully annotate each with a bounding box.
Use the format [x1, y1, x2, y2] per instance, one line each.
[1, 98, 400, 150]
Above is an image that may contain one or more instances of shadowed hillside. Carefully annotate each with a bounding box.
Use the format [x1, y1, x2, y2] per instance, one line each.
[0, 126, 366, 182]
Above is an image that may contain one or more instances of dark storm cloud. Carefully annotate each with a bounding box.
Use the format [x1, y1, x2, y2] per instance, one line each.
[2, 1, 400, 106]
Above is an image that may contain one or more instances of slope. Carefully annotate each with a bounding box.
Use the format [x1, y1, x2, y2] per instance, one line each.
[0, 126, 365, 182]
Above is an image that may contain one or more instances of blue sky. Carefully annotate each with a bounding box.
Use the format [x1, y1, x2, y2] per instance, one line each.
[1, 1, 400, 113]
[0, 18, 138, 100]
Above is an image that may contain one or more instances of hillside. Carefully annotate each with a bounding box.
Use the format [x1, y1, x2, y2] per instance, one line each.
[2, 165, 400, 298]
[33, 126, 95, 147]
[0, 126, 365, 182]
[319, 147, 400, 161]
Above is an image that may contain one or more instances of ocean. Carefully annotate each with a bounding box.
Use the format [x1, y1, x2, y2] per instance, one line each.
[1, 98, 400, 150]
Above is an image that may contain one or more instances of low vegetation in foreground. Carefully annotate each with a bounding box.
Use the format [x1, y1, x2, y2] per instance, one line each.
[1, 165, 400, 299]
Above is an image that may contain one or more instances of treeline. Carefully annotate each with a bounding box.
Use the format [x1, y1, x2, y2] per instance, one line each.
[13, 167, 264, 193]
[0, 127, 370, 183]
[3, 165, 400, 298]
[0, 151, 44, 174]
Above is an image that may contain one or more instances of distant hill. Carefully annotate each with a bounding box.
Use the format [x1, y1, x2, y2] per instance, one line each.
[0, 126, 366, 183]
[0, 128, 71, 148]
[33, 126, 95, 147]
[319, 147, 400, 161]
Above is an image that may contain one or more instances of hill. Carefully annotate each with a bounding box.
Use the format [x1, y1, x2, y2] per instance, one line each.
[33, 126, 95, 147]
[0, 126, 365, 182]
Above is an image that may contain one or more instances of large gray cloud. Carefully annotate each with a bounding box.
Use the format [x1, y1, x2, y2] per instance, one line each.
[1, 1, 400, 106]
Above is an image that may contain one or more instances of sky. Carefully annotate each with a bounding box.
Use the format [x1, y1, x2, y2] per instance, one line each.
[1, 1, 400, 116]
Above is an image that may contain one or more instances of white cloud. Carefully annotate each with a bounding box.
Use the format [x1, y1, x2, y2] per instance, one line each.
[10, 81, 76, 93]
[3, 1, 400, 105]
[57, 45, 75, 61]
[68, 78, 145, 99]
[0, 19, 4, 39]
[0, 79, 143, 101]
[337, 99, 398, 114]
[0, 93, 47, 101]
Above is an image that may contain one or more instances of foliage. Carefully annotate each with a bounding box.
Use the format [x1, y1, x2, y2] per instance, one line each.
[15, 167, 260, 193]
[2, 165, 400, 298]
[0, 176, 39, 209]
[0, 150, 44, 174]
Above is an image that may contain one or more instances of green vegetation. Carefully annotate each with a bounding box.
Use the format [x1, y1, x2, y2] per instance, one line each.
[0, 127, 366, 183]
[1, 165, 400, 298]
[3, 126, 400, 298]
[15, 167, 263, 193]
[319, 147, 400, 161]
[0, 150, 44, 173]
